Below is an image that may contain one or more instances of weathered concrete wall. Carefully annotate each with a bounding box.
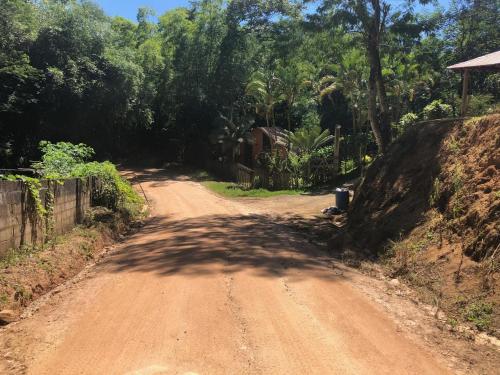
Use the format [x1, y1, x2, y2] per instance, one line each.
[0, 178, 93, 256]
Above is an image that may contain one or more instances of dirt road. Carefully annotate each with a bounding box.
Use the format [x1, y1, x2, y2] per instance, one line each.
[1, 169, 452, 374]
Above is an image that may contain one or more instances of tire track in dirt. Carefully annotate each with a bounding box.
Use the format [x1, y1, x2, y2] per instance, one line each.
[0, 169, 454, 374]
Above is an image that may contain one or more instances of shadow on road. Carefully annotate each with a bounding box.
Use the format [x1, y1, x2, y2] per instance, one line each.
[103, 213, 346, 281]
[122, 167, 210, 185]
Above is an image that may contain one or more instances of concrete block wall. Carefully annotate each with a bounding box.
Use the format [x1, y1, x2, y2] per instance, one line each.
[0, 177, 93, 257]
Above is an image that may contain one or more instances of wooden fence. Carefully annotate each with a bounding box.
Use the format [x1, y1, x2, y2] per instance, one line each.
[205, 159, 259, 189]
[235, 163, 255, 189]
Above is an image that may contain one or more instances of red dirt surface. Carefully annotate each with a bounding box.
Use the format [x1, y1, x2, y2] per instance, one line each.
[0, 169, 457, 374]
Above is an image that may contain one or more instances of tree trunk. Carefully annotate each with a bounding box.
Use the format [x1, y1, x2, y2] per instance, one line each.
[271, 107, 278, 144]
[367, 66, 385, 153]
[333, 125, 341, 176]
[286, 107, 292, 150]
[352, 106, 362, 169]
[373, 54, 391, 148]
[287, 106, 291, 132]
[367, 41, 391, 152]
[365, 0, 391, 154]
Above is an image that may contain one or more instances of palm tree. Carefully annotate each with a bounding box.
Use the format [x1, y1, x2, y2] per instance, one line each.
[384, 52, 435, 121]
[276, 63, 311, 132]
[309, 49, 368, 136]
[331, 49, 369, 169]
[285, 125, 334, 184]
[303, 48, 370, 171]
[245, 71, 283, 129]
[286, 125, 334, 155]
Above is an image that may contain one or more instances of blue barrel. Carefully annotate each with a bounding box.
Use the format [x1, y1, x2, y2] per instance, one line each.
[335, 188, 350, 211]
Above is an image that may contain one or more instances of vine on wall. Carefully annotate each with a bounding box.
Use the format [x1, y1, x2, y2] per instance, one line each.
[2, 175, 58, 246]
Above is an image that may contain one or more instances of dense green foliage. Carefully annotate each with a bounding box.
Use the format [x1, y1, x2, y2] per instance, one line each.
[422, 100, 454, 120]
[72, 161, 143, 215]
[394, 112, 419, 137]
[0, 0, 498, 169]
[32, 141, 95, 178]
[32, 141, 143, 217]
[1, 142, 143, 259]
[287, 125, 334, 154]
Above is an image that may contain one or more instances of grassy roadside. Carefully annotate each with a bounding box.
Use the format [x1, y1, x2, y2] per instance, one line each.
[186, 169, 306, 198]
[201, 181, 305, 198]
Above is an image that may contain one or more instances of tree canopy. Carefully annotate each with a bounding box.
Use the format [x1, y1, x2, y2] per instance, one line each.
[1, 0, 498, 167]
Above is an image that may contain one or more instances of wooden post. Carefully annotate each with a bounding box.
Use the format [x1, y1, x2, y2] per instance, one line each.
[461, 69, 470, 116]
[333, 125, 341, 176]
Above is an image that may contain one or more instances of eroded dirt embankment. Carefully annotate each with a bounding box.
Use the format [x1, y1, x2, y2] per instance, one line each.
[338, 114, 499, 337]
[0, 210, 132, 324]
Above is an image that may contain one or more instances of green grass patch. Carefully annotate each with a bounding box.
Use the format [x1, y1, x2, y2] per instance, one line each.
[463, 301, 494, 331]
[0, 245, 42, 269]
[202, 181, 305, 198]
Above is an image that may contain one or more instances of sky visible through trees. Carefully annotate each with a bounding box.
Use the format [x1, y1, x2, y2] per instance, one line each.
[0, 0, 498, 169]
[96, 0, 452, 20]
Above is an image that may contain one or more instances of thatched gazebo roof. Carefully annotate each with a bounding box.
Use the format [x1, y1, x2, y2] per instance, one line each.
[259, 127, 288, 147]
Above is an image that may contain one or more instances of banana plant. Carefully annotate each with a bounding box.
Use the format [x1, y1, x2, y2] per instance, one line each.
[211, 113, 255, 162]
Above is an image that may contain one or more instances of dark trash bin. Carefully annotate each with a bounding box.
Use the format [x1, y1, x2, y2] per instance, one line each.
[335, 188, 350, 211]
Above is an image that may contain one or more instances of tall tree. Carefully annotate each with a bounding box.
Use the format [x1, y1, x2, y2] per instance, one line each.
[136, 7, 156, 46]
[246, 71, 283, 128]
[316, 0, 434, 153]
[316, 0, 391, 152]
[1, 0, 488, 168]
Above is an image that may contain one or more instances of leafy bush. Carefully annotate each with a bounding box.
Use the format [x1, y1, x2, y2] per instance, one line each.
[34, 141, 143, 219]
[465, 94, 496, 116]
[72, 162, 143, 217]
[399, 112, 419, 128]
[255, 150, 291, 190]
[311, 145, 334, 159]
[287, 125, 334, 154]
[422, 100, 453, 120]
[340, 159, 356, 175]
[302, 111, 321, 129]
[393, 112, 419, 138]
[32, 141, 95, 178]
[287, 152, 308, 188]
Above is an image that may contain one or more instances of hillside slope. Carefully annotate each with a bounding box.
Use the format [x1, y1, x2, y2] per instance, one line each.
[341, 114, 499, 335]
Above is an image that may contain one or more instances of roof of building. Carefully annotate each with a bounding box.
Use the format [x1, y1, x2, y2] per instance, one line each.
[257, 127, 288, 147]
[448, 50, 500, 71]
